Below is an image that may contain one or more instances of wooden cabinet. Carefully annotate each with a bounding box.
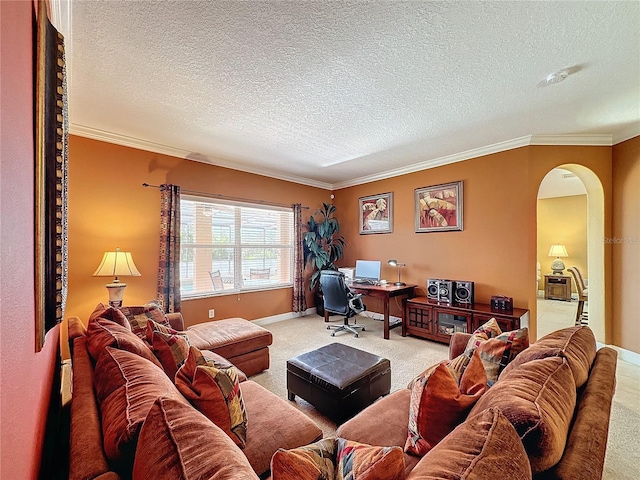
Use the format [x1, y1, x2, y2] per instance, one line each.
[544, 274, 572, 301]
[403, 297, 529, 344]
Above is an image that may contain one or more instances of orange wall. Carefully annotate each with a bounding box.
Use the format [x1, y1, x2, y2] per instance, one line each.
[66, 136, 331, 329]
[612, 136, 640, 352]
[537, 195, 588, 292]
[0, 2, 62, 478]
[335, 145, 614, 341]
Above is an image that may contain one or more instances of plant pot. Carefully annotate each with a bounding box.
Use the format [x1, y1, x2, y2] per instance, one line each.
[314, 291, 325, 317]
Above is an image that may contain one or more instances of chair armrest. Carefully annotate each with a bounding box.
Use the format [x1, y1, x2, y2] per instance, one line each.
[449, 332, 471, 359]
[166, 312, 185, 331]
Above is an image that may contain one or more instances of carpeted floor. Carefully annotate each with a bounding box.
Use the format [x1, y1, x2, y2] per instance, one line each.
[251, 312, 640, 479]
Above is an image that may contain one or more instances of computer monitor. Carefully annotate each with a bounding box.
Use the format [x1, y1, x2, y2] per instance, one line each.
[354, 260, 381, 282]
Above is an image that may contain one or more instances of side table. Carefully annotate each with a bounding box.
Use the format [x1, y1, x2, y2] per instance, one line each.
[544, 274, 572, 301]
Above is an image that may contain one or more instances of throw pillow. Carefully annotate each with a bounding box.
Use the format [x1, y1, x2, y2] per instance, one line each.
[175, 346, 248, 448]
[405, 350, 488, 457]
[88, 303, 131, 330]
[191, 345, 248, 382]
[94, 347, 188, 467]
[85, 317, 162, 368]
[133, 397, 257, 480]
[468, 356, 576, 474]
[465, 319, 529, 385]
[407, 407, 532, 480]
[121, 301, 171, 341]
[146, 320, 190, 380]
[270, 437, 405, 480]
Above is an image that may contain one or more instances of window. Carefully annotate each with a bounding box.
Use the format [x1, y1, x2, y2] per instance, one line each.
[180, 195, 294, 298]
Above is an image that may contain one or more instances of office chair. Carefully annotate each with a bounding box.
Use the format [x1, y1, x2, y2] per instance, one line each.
[320, 270, 366, 337]
[567, 266, 588, 325]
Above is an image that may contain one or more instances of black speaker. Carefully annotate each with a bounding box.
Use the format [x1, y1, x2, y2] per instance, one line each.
[454, 280, 475, 305]
[427, 278, 439, 301]
[437, 280, 453, 304]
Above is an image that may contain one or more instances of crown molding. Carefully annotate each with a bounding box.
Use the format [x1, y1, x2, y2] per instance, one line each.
[529, 134, 612, 145]
[69, 124, 334, 190]
[612, 124, 640, 145]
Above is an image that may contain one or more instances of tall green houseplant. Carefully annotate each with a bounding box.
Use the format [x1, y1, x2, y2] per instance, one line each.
[303, 203, 345, 293]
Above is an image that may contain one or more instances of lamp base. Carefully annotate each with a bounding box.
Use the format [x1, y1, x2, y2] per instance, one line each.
[550, 258, 566, 276]
[394, 281, 406, 286]
[105, 282, 127, 308]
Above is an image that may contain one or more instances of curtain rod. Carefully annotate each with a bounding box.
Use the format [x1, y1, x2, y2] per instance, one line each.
[142, 183, 309, 210]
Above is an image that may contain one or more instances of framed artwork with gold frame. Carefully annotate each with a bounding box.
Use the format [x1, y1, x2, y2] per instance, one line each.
[359, 192, 393, 234]
[414, 181, 463, 233]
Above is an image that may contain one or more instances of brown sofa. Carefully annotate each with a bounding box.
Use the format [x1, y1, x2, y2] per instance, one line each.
[337, 326, 617, 479]
[67, 315, 322, 480]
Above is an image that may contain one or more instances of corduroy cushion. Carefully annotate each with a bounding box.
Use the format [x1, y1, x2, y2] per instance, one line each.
[89, 303, 131, 329]
[406, 407, 532, 480]
[465, 319, 529, 385]
[499, 325, 596, 388]
[405, 350, 487, 457]
[120, 301, 171, 341]
[176, 346, 248, 448]
[469, 356, 576, 474]
[271, 437, 405, 480]
[86, 317, 162, 368]
[94, 347, 189, 466]
[133, 397, 258, 480]
[146, 320, 190, 380]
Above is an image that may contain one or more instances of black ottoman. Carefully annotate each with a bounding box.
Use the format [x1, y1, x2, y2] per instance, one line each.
[286, 343, 391, 422]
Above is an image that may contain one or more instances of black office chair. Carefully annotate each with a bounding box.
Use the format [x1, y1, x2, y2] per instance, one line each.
[320, 270, 366, 337]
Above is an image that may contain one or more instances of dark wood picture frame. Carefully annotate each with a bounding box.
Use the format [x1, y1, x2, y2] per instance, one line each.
[359, 192, 393, 234]
[35, 0, 68, 351]
[414, 181, 463, 233]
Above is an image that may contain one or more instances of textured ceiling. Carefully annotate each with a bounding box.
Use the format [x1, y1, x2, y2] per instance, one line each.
[64, 1, 640, 189]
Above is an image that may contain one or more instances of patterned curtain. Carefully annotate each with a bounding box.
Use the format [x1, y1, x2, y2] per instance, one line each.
[158, 184, 181, 313]
[292, 204, 307, 313]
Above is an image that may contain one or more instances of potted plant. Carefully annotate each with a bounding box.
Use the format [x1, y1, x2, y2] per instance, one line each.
[303, 202, 345, 315]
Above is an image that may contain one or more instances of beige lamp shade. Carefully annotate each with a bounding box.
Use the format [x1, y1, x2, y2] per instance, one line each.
[93, 248, 141, 307]
[548, 244, 569, 274]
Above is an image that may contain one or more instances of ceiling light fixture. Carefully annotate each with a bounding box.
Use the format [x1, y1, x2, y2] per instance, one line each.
[544, 69, 570, 85]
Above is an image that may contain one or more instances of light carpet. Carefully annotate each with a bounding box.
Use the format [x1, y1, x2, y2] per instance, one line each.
[251, 313, 639, 479]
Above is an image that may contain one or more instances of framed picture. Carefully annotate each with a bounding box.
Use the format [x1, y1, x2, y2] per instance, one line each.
[359, 192, 393, 234]
[415, 181, 463, 233]
[35, 0, 68, 351]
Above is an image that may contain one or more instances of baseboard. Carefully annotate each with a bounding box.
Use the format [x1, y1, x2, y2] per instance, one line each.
[254, 308, 317, 326]
[607, 344, 640, 367]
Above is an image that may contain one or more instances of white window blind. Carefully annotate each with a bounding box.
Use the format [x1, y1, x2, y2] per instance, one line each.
[180, 195, 294, 298]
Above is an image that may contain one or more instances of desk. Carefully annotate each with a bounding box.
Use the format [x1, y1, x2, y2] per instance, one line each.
[324, 283, 417, 339]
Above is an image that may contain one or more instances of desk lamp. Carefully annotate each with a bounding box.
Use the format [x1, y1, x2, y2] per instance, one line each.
[93, 247, 141, 307]
[548, 244, 569, 274]
[387, 259, 406, 286]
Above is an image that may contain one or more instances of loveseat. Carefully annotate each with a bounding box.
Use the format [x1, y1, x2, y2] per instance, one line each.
[67, 308, 323, 480]
[337, 325, 617, 479]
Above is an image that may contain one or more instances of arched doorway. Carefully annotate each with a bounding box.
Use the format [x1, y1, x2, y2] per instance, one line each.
[536, 164, 605, 343]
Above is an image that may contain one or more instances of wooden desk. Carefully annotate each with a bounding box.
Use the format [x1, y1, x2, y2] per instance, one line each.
[324, 283, 417, 339]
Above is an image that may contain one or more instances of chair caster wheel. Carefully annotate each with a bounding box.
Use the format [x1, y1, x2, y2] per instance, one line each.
[362, 327, 365, 331]
[327, 326, 331, 330]
[331, 333, 335, 337]
[355, 334, 359, 338]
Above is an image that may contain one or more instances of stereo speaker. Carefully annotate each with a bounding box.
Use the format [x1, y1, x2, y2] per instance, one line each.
[427, 278, 439, 301]
[454, 280, 474, 305]
[437, 280, 453, 304]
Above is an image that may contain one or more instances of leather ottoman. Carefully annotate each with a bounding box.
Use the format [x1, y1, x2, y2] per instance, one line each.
[286, 343, 391, 422]
[185, 317, 273, 377]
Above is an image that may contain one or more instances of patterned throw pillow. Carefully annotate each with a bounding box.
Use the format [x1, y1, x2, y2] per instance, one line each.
[465, 319, 529, 385]
[405, 350, 488, 457]
[175, 346, 248, 448]
[270, 437, 404, 480]
[146, 320, 190, 380]
[120, 301, 171, 341]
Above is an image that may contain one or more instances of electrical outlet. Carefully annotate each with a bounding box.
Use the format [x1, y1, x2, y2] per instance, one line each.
[208, 309, 215, 318]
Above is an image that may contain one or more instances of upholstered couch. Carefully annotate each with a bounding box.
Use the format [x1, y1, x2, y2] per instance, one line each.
[67, 310, 323, 480]
[337, 326, 618, 479]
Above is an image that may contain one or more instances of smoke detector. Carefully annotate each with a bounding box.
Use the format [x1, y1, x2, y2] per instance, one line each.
[544, 69, 570, 85]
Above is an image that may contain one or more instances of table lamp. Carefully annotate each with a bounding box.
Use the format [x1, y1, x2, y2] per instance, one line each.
[387, 259, 406, 286]
[548, 244, 569, 274]
[93, 247, 141, 307]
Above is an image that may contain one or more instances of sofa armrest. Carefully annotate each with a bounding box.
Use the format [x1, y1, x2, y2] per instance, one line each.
[166, 312, 185, 331]
[541, 347, 618, 480]
[449, 332, 471, 359]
